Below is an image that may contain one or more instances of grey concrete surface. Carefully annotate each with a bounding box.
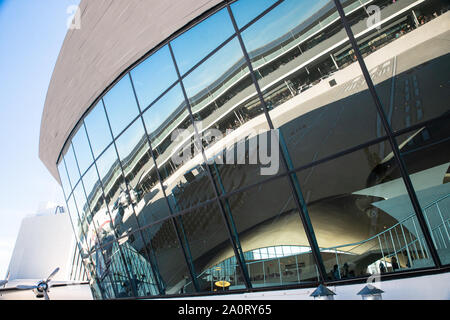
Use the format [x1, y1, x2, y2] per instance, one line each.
[39, 0, 222, 181]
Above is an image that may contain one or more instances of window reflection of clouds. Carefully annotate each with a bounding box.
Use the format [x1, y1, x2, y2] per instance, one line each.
[171, 7, 235, 75]
[103, 75, 140, 138]
[230, 0, 277, 29]
[72, 124, 93, 176]
[84, 102, 112, 159]
[131, 45, 178, 109]
[241, 0, 330, 54]
[183, 38, 245, 99]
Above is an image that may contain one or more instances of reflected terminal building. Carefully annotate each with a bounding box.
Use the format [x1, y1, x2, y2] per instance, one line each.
[39, 0, 450, 299]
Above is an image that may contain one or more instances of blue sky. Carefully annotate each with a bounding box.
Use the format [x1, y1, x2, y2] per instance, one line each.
[0, 0, 80, 278]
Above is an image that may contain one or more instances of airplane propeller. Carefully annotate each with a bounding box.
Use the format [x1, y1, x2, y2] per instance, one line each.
[14, 267, 60, 300]
[0, 267, 89, 300]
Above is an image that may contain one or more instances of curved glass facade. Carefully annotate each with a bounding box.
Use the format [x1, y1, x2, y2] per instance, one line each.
[58, 0, 450, 299]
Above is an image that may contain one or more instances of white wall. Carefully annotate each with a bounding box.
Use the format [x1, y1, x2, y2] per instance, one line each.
[5, 213, 75, 281]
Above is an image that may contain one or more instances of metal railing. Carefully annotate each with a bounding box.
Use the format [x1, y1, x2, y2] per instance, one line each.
[183, 193, 449, 290]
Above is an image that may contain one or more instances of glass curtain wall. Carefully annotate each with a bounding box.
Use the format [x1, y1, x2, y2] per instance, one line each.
[57, 0, 450, 298]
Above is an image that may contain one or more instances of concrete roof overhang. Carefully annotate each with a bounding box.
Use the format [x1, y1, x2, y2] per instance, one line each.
[39, 0, 222, 183]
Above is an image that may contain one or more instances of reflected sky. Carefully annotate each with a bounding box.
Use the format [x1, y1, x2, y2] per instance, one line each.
[142, 84, 186, 143]
[73, 181, 89, 220]
[103, 75, 140, 138]
[131, 45, 178, 110]
[115, 118, 147, 165]
[170, 7, 235, 75]
[230, 0, 277, 29]
[72, 123, 94, 176]
[82, 164, 101, 207]
[95, 144, 119, 182]
[241, 0, 331, 54]
[183, 37, 244, 100]
[84, 102, 113, 159]
[58, 161, 72, 198]
[64, 145, 81, 187]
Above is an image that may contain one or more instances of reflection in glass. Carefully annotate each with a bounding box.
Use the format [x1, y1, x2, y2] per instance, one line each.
[64, 144, 81, 188]
[296, 140, 434, 278]
[58, 161, 72, 198]
[342, 0, 450, 132]
[72, 123, 94, 176]
[103, 75, 140, 138]
[72, 182, 91, 245]
[142, 219, 193, 294]
[183, 36, 275, 192]
[84, 102, 113, 159]
[82, 164, 103, 219]
[240, 0, 386, 169]
[171, 7, 235, 75]
[106, 230, 161, 297]
[223, 176, 319, 287]
[396, 117, 450, 265]
[115, 119, 170, 227]
[175, 202, 248, 292]
[142, 84, 216, 211]
[230, 0, 277, 29]
[131, 45, 178, 109]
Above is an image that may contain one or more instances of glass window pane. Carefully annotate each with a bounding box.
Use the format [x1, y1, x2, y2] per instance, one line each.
[66, 195, 83, 245]
[131, 45, 178, 109]
[224, 176, 319, 287]
[58, 161, 72, 198]
[116, 119, 147, 177]
[296, 140, 434, 278]
[73, 182, 93, 249]
[240, 0, 385, 170]
[96, 144, 120, 186]
[396, 118, 450, 265]
[142, 219, 193, 294]
[72, 123, 94, 176]
[95, 145, 126, 224]
[64, 145, 81, 188]
[82, 164, 102, 216]
[175, 202, 248, 293]
[171, 8, 235, 75]
[105, 229, 162, 297]
[143, 84, 187, 162]
[115, 119, 170, 226]
[342, 0, 450, 133]
[143, 84, 217, 211]
[183, 37, 276, 192]
[230, 0, 277, 29]
[84, 102, 113, 159]
[103, 75, 140, 138]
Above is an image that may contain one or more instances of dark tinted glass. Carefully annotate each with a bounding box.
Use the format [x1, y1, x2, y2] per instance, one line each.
[395, 118, 450, 265]
[296, 140, 434, 277]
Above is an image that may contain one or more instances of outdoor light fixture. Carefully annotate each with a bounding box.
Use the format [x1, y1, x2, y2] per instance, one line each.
[357, 285, 384, 300]
[310, 284, 336, 300]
